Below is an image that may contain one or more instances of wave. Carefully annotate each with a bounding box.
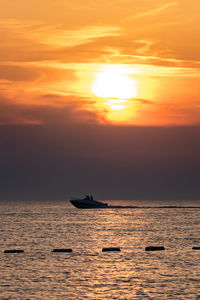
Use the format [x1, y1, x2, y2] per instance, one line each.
[107, 205, 200, 209]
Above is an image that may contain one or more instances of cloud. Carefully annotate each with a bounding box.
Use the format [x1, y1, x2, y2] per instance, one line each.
[0, 19, 120, 48]
[123, 1, 178, 23]
[0, 93, 106, 126]
[0, 57, 200, 127]
[0, 19, 122, 64]
[135, 1, 178, 18]
[0, 64, 41, 81]
[1, 3, 200, 128]
[33, 26, 121, 48]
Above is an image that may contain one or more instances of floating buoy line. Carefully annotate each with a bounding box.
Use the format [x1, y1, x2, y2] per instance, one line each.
[2, 245, 200, 254]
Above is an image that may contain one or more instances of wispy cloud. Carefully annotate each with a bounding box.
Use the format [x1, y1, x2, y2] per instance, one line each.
[136, 1, 178, 18]
[29, 26, 121, 48]
[123, 1, 178, 23]
[0, 19, 120, 48]
[101, 46, 200, 70]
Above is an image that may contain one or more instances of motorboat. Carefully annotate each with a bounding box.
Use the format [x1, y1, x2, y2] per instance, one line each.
[70, 195, 108, 209]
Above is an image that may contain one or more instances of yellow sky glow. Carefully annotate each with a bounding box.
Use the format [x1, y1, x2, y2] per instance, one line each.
[0, 0, 200, 125]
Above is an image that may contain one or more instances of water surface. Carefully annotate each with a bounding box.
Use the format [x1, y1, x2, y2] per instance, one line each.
[1, 200, 200, 299]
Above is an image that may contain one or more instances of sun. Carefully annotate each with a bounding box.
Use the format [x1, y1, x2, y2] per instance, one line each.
[92, 65, 138, 100]
[91, 65, 139, 123]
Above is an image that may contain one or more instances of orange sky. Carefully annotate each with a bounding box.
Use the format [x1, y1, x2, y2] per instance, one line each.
[1, 0, 200, 126]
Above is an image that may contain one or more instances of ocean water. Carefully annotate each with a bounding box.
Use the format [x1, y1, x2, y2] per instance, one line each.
[0, 199, 200, 299]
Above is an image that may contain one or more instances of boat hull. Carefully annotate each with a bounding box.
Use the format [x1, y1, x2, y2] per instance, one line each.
[70, 199, 108, 209]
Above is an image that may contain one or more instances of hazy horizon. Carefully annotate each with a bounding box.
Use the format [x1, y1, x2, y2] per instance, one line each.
[0, 124, 199, 201]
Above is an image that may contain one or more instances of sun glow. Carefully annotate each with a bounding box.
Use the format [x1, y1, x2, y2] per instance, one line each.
[91, 65, 139, 123]
[92, 65, 138, 100]
[106, 99, 127, 111]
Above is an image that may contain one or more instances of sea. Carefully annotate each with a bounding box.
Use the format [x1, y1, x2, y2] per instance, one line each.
[0, 199, 200, 299]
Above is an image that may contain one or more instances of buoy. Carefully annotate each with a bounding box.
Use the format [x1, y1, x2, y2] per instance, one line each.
[4, 249, 24, 253]
[102, 247, 121, 252]
[52, 249, 72, 253]
[145, 246, 165, 251]
[192, 246, 200, 250]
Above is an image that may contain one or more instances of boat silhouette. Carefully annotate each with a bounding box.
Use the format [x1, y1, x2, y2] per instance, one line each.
[70, 195, 108, 209]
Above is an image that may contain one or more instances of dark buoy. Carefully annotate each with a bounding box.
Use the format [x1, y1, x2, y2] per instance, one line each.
[52, 249, 72, 253]
[102, 247, 121, 252]
[4, 249, 24, 253]
[192, 246, 200, 250]
[145, 246, 165, 251]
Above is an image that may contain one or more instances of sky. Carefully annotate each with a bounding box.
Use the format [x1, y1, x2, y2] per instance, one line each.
[0, 0, 200, 201]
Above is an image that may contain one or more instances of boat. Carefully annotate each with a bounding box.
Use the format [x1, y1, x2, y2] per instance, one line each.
[70, 195, 108, 209]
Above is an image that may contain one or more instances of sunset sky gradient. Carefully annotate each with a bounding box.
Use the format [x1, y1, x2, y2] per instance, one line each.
[0, 0, 200, 200]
